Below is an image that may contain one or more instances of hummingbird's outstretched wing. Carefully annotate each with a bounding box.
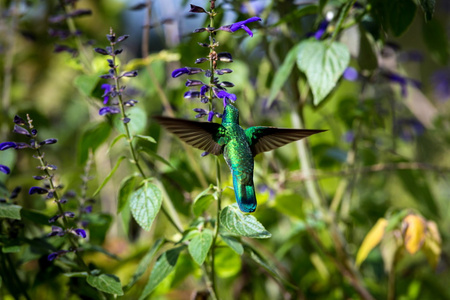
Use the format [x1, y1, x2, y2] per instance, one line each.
[154, 116, 226, 155]
[245, 126, 325, 156]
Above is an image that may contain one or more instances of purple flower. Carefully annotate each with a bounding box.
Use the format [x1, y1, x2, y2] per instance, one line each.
[48, 226, 65, 237]
[220, 17, 262, 37]
[396, 118, 425, 141]
[29, 186, 49, 195]
[101, 84, 112, 104]
[99, 106, 120, 115]
[64, 211, 75, 218]
[314, 20, 329, 40]
[0, 165, 10, 175]
[13, 125, 30, 136]
[39, 139, 58, 145]
[431, 69, 450, 102]
[383, 72, 421, 97]
[207, 111, 214, 122]
[0, 142, 17, 151]
[48, 249, 69, 261]
[343, 131, 355, 143]
[172, 67, 189, 78]
[214, 89, 237, 107]
[200, 85, 209, 96]
[343, 67, 359, 81]
[184, 91, 201, 99]
[83, 205, 93, 214]
[48, 215, 60, 223]
[74, 228, 87, 238]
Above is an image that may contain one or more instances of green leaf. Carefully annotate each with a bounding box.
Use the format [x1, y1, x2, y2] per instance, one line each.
[114, 107, 147, 136]
[188, 229, 213, 265]
[108, 134, 126, 153]
[124, 238, 165, 292]
[21, 209, 50, 225]
[268, 44, 300, 105]
[2, 244, 21, 253]
[64, 271, 89, 278]
[117, 174, 138, 213]
[270, 5, 317, 27]
[192, 185, 214, 217]
[0, 204, 21, 220]
[138, 146, 173, 168]
[388, 0, 417, 36]
[135, 135, 156, 144]
[297, 39, 350, 105]
[358, 26, 378, 71]
[78, 121, 111, 164]
[220, 204, 271, 239]
[419, 0, 435, 22]
[422, 19, 449, 65]
[130, 181, 162, 231]
[93, 156, 126, 197]
[86, 273, 123, 296]
[246, 246, 297, 290]
[74, 74, 100, 97]
[139, 246, 184, 300]
[220, 234, 244, 255]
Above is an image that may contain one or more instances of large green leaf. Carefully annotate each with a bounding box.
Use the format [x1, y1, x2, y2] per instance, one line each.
[388, 0, 417, 36]
[130, 181, 162, 231]
[422, 19, 449, 65]
[220, 234, 244, 255]
[117, 174, 138, 213]
[86, 274, 123, 296]
[78, 121, 111, 164]
[297, 39, 350, 105]
[220, 204, 271, 239]
[192, 185, 215, 217]
[139, 246, 184, 300]
[268, 44, 300, 105]
[0, 204, 21, 220]
[124, 238, 165, 292]
[93, 156, 126, 197]
[358, 26, 378, 71]
[74, 74, 100, 97]
[188, 229, 213, 265]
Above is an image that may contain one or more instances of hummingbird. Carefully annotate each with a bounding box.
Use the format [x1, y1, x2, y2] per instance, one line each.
[154, 104, 325, 213]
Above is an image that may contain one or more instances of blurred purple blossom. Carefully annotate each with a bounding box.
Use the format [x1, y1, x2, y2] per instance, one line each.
[343, 131, 355, 143]
[431, 69, 450, 102]
[343, 67, 359, 81]
[383, 72, 421, 97]
[396, 118, 425, 141]
[101, 83, 112, 104]
[219, 17, 262, 37]
[0, 142, 17, 151]
[0, 165, 10, 175]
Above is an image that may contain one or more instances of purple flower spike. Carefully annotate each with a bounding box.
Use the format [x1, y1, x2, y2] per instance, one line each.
[343, 67, 359, 81]
[29, 186, 49, 195]
[83, 205, 93, 213]
[200, 85, 209, 96]
[48, 226, 65, 237]
[0, 165, 10, 175]
[172, 67, 190, 78]
[75, 228, 87, 238]
[48, 249, 69, 261]
[0, 142, 17, 151]
[99, 106, 121, 115]
[223, 17, 262, 37]
[207, 111, 214, 122]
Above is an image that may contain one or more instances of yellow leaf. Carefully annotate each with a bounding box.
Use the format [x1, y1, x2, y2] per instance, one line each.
[356, 218, 388, 267]
[402, 214, 426, 254]
[422, 221, 442, 268]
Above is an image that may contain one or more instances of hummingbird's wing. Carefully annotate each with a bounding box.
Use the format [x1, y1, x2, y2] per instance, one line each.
[153, 116, 226, 155]
[245, 126, 325, 156]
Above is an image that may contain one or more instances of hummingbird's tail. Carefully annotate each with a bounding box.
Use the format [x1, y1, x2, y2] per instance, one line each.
[232, 175, 257, 213]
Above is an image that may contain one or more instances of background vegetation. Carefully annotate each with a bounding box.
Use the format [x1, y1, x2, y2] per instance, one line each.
[0, 0, 449, 299]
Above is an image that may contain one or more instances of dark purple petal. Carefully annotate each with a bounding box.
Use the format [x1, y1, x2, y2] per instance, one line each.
[200, 85, 209, 96]
[29, 186, 48, 195]
[219, 81, 234, 88]
[314, 20, 329, 40]
[84, 205, 93, 213]
[218, 52, 233, 62]
[207, 111, 214, 122]
[431, 69, 450, 102]
[48, 252, 58, 261]
[189, 4, 207, 13]
[343, 67, 359, 81]
[114, 49, 123, 55]
[75, 228, 87, 238]
[184, 91, 201, 98]
[99, 106, 121, 115]
[122, 70, 138, 77]
[343, 131, 355, 143]
[117, 35, 129, 43]
[10, 187, 21, 199]
[193, 28, 208, 33]
[227, 17, 262, 36]
[172, 67, 189, 78]
[0, 165, 10, 175]
[13, 125, 30, 136]
[187, 67, 204, 75]
[64, 211, 75, 218]
[48, 215, 60, 223]
[94, 48, 109, 55]
[216, 68, 233, 75]
[195, 57, 209, 64]
[193, 108, 207, 114]
[201, 152, 209, 157]
[15, 142, 29, 149]
[13, 115, 25, 125]
[40, 139, 58, 145]
[214, 90, 237, 101]
[186, 79, 204, 87]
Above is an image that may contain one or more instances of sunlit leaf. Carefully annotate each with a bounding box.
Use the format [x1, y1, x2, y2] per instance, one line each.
[192, 185, 215, 216]
[93, 156, 126, 197]
[117, 174, 139, 213]
[139, 246, 184, 300]
[188, 228, 213, 265]
[0, 204, 21, 220]
[380, 231, 403, 272]
[78, 122, 111, 164]
[130, 180, 162, 231]
[297, 39, 350, 105]
[220, 234, 244, 255]
[356, 218, 387, 267]
[402, 214, 426, 254]
[220, 204, 271, 239]
[124, 238, 165, 292]
[86, 274, 123, 296]
[135, 135, 156, 144]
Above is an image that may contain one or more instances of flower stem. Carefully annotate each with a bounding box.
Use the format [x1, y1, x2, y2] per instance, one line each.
[329, 0, 356, 45]
[109, 36, 184, 234]
[35, 147, 91, 274]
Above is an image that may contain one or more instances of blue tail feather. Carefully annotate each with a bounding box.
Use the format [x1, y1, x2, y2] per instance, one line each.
[232, 174, 257, 213]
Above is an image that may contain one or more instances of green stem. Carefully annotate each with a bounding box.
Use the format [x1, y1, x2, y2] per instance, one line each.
[329, 0, 356, 45]
[211, 157, 222, 297]
[387, 266, 396, 300]
[109, 36, 184, 234]
[35, 148, 91, 274]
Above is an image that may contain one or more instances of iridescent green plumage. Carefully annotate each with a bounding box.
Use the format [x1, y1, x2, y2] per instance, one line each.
[154, 105, 325, 213]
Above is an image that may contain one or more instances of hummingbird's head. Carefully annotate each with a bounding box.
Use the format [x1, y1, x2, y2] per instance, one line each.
[222, 104, 239, 124]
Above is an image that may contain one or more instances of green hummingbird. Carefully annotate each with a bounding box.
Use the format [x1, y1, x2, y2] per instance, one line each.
[154, 104, 324, 213]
